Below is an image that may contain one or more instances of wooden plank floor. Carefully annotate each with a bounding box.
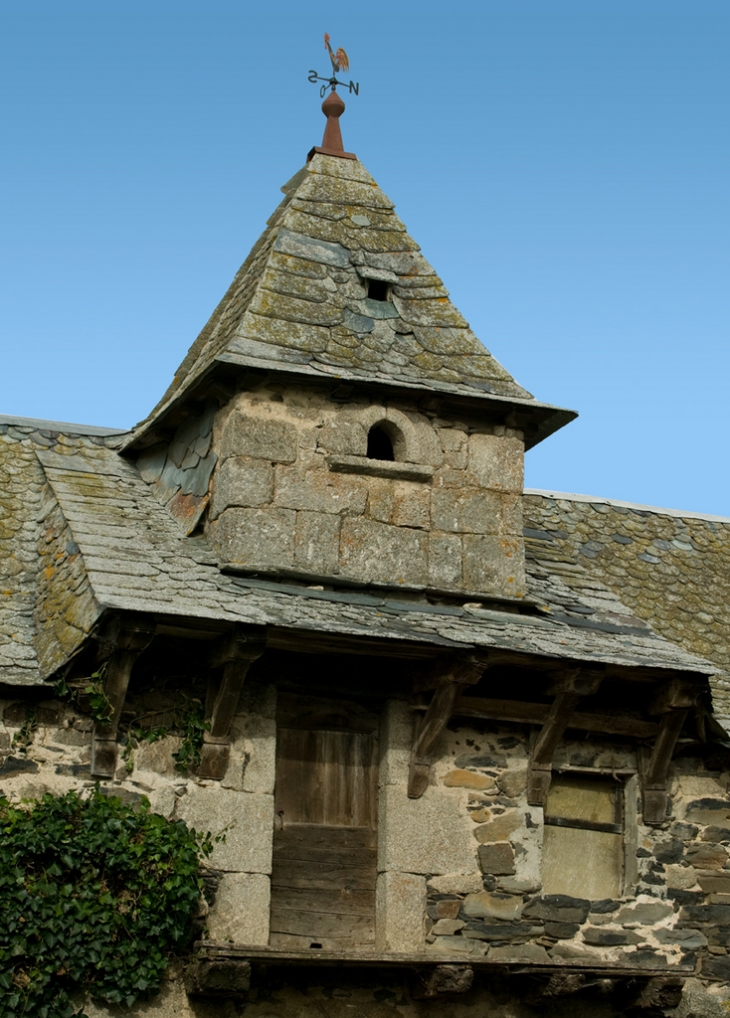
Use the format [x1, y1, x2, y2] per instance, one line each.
[270, 825, 377, 952]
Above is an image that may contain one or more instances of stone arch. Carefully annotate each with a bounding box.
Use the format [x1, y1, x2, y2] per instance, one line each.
[352, 406, 435, 465]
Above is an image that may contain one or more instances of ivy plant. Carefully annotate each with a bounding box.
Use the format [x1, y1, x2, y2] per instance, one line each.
[0, 789, 214, 1018]
[54, 670, 113, 727]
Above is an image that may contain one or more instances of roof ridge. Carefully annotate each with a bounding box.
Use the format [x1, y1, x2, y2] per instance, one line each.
[525, 488, 730, 524]
[0, 413, 128, 436]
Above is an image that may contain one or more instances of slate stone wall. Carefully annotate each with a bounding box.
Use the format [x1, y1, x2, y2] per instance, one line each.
[204, 384, 526, 600]
[419, 716, 730, 982]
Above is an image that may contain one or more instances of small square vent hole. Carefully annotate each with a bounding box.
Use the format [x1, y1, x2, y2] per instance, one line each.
[367, 279, 389, 301]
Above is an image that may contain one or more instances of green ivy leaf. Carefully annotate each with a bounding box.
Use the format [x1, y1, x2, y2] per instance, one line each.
[0, 789, 211, 1016]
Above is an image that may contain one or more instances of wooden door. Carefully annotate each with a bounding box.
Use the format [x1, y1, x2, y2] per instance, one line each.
[270, 723, 378, 952]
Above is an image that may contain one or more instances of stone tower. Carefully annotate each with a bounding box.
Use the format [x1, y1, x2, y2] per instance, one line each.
[128, 104, 574, 603]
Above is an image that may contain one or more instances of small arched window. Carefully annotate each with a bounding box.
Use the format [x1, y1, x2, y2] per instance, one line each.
[366, 425, 395, 462]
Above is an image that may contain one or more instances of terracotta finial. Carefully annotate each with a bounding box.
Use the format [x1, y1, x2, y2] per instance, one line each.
[308, 87, 357, 161]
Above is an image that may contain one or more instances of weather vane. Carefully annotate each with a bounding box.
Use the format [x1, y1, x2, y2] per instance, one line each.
[308, 33, 359, 98]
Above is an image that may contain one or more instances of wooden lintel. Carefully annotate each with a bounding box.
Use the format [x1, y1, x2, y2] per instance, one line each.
[199, 627, 266, 780]
[91, 621, 155, 778]
[527, 692, 581, 806]
[445, 696, 659, 739]
[642, 708, 689, 824]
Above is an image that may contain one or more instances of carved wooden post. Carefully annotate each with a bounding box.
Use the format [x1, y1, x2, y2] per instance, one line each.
[91, 618, 155, 779]
[408, 655, 484, 798]
[527, 667, 604, 806]
[642, 678, 697, 824]
[198, 626, 266, 780]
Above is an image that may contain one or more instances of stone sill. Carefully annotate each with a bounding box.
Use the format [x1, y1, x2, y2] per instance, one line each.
[194, 942, 690, 976]
[328, 455, 433, 483]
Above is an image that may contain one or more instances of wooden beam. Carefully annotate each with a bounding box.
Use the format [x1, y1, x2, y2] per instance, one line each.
[650, 678, 700, 715]
[526, 667, 605, 805]
[408, 655, 485, 798]
[408, 682, 464, 798]
[91, 619, 155, 778]
[198, 626, 266, 779]
[642, 709, 689, 824]
[448, 697, 659, 739]
[527, 692, 581, 806]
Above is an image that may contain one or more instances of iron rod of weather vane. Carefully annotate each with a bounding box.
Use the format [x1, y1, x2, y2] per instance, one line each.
[308, 71, 359, 94]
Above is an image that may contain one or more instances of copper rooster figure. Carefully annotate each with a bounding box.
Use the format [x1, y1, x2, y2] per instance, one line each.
[324, 33, 349, 75]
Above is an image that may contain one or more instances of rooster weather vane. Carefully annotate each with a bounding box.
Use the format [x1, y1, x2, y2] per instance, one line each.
[308, 33, 359, 98]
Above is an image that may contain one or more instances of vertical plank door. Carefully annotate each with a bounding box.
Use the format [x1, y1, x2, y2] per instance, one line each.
[270, 726, 378, 952]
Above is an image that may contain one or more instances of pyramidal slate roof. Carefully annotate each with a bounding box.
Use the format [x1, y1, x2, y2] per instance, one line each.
[135, 153, 566, 440]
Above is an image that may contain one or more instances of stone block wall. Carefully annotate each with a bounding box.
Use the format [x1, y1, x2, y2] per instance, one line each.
[376, 700, 478, 952]
[5, 683, 730, 1008]
[0, 680, 277, 949]
[204, 384, 526, 600]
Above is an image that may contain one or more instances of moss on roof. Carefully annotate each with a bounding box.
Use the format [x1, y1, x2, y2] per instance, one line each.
[524, 492, 730, 726]
[139, 153, 536, 433]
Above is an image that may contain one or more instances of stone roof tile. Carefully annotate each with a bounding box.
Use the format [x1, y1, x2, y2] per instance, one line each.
[133, 153, 565, 442]
[524, 491, 730, 725]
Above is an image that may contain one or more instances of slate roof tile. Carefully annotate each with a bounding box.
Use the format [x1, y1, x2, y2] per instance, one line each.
[0, 424, 713, 687]
[132, 153, 558, 443]
[525, 490, 730, 725]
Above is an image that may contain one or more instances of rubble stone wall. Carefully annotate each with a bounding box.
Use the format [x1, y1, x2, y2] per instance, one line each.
[417, 715, 730, 982]
[0, 680, 277, 948]
[3, 688, 730, 1014]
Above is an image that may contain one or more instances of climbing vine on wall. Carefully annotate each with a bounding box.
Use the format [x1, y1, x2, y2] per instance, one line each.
[54, 676, 209, 775]
[0, 789, 214, 1018]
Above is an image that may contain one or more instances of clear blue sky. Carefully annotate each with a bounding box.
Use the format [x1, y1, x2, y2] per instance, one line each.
[1, 1, 728, 514]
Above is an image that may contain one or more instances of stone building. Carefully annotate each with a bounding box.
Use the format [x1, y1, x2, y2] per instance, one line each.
[2, 92, 730, 1017]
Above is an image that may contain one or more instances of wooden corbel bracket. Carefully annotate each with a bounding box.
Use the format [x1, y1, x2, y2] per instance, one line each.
[408, 654, 485, 798]
[642, 680, 697, 824]
[527, 667, 605, 806]
[198, 626, 266, 780]
[91, 617, 156, 779]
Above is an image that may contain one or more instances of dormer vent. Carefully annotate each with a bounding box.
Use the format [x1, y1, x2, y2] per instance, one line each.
[366, 425, 395, 461]
[367, 279, 390, 302]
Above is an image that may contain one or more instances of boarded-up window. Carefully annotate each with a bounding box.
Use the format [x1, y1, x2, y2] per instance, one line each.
[270, 705, 378, 952]
[542, 774, 623, 900]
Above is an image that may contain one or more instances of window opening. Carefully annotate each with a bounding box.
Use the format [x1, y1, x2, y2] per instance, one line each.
[367, 279, 389, 302]
[367, 425, 395, 461]
[542, 773, 624, 900]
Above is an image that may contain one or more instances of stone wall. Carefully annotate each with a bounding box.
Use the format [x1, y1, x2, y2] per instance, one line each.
[0, 678, 276, 949]
[413, 717, 730, 981]
[202, 384, 525, 600]
[4, 686, 730, 1013]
